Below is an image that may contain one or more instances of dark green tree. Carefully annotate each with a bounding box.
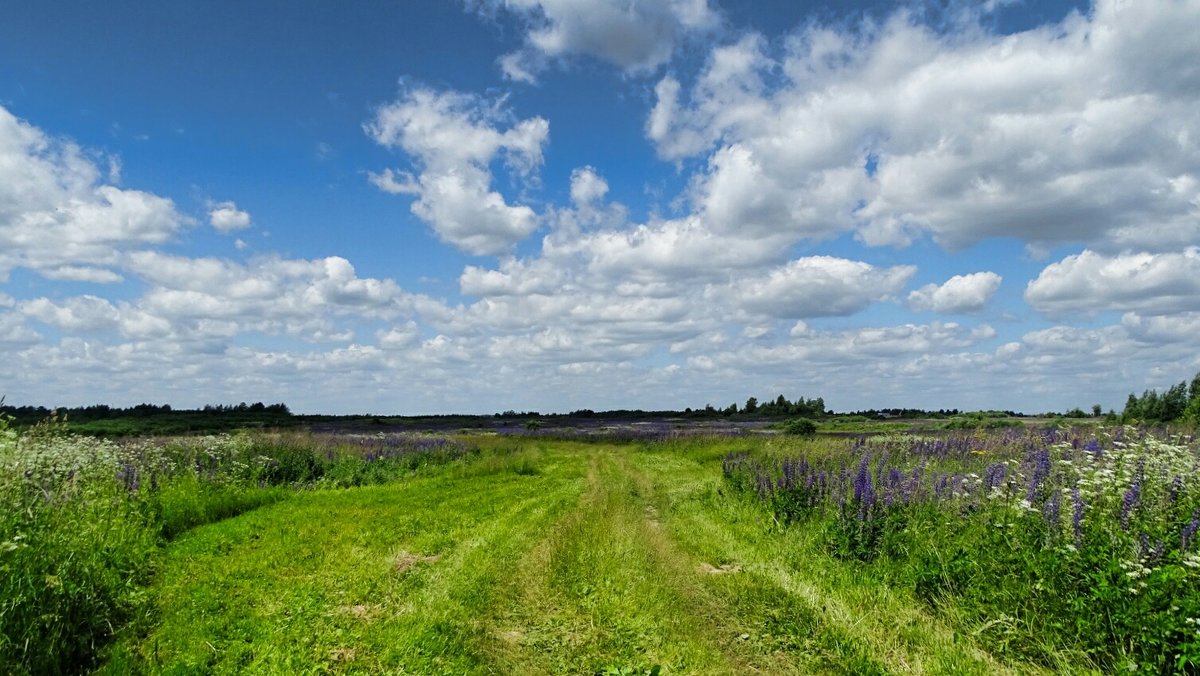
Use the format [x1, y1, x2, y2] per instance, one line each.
[743, 397, 758, 414]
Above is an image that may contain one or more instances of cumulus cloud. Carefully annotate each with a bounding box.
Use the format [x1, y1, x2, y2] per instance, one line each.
[208, 201, 251, 232]
[126, 252, 414, 322]
[731, 256, 915, 319]
[21, 295, 121, 332]
[0, 312, 40, 347]
[476, 0, 719, 81]
[0, 105, 187, 279]
[647, 0, 1200, 252]
[569, 166, 608, 205]
[908, 271, 1002, 313]
[1025, 249, 1200, 316]
[366, 86, 548, 255]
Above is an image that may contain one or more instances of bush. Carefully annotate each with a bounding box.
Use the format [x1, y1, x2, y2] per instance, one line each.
[781, 418, 818, 436]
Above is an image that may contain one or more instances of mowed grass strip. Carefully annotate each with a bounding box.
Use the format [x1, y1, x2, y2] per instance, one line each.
[102, 438, 1062, 674]
[482, 446, 750, 674]
[102, 448, 586, 674]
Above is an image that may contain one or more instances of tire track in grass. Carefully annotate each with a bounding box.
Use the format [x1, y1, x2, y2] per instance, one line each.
[483, 447, 758, 675]
[365, 463, 585, 673]
[629, 449, 1035, 675]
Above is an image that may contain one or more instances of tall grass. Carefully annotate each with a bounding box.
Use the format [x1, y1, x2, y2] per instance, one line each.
[0, 416, 476, 675]
[723, 427, 1200, 672]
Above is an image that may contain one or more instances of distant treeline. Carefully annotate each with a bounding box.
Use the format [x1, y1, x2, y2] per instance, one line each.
[498, 396, 970, 420]
[0, 402, 294, 436]
[1120, 371, 1200, 424]
[495, 394, 831, 420]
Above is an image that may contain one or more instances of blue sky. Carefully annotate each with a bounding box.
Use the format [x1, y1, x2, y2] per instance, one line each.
[1, 0, 1198, 415]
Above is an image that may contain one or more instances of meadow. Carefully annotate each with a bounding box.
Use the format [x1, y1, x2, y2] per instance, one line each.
[2, 415, 1198, 674]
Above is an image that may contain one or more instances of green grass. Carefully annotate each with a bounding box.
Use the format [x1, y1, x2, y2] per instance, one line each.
[13, 425, 1180, 673]
[99, 438, 1061, 674]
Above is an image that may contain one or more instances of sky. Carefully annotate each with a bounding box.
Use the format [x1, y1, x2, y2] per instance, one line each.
[1, 0, 1198, 415]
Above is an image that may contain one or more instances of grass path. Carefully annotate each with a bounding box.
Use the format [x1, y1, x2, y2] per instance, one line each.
[102, 440, 1048, 674]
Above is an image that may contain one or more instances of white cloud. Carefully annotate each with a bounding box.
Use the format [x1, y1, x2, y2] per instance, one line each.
[569, 166, 608, 205]
[208, 201, 251, 232]
[908, 271, 1002, 313]
[21, 295, 121, 332]
[126, 252, 414, 322]
[38, 266, 124, 284]
[0, 312, 39, 347]
[1121, 312, 1200, 345]
[647, 0, 1200, 252]
[366, 87, 547, 255]
[548, 215, 788, 283]
[731, 256, 915, 319]
[1025, 249, 1200, 316]
[478, 0, 719, 81]
[378, 322, 420, 349]
[0, 105, 187, 280]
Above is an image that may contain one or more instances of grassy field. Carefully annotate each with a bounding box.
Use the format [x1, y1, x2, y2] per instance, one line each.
[96, 439, 1027, 674]
[5, 425, 1198, 674]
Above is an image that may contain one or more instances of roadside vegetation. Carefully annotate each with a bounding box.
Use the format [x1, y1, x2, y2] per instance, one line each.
[0, 414, 475, 673]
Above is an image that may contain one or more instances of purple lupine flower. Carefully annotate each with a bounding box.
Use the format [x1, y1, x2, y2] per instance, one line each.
[984, 462, 1007, 490]
[1150, 539, 1165, 565]
[874, 451, 890, 488]
[1025, 449, 1051, 503]
[853, 453, 875, 508]
[756, 473, 772, 499]
[887, 467, 903, 497]
[1072, 488, 1085, 547]
[1182, 509, 1200, 553]
[1168, 475, 1184, 504]
[1044, 489, 1061, 533]
[117, 463, 140, 493]
[1120, 480, 1141, 531]
[910, 462, 925, 502]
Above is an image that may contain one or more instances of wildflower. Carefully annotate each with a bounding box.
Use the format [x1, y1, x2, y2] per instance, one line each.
[1182, 509, 1200, 553]
[1071, 488, 1085, 547]
[1120, 480, 1140, 531]
[1044, 489, 1061, 533]
[983, 462, 1006, 490]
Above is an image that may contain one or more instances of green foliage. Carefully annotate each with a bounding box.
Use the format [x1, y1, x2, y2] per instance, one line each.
[0, 427, 476, 674]
[781, 418, 817, 436]
[1122, 370, 1200, 424]
[743, 397, 758, 414]
[725, 428, 1200, 672]
[940, 411, 1022, 429]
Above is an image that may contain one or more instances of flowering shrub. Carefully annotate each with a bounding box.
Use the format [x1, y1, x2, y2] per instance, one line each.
[724, 427, 1200, 671]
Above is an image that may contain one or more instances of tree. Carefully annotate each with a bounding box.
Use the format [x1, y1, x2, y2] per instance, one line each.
[1163, 381, 1189, 421]
[1092, 404, 1102, 418]
[743, 397, 758, 414]
[1123, 393, 1141, 421]
[1185, 396, 1200, 425]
